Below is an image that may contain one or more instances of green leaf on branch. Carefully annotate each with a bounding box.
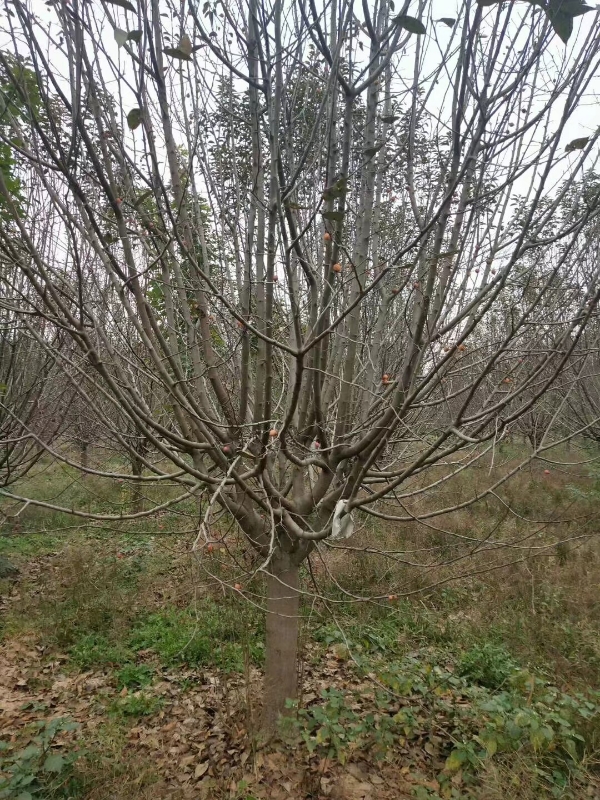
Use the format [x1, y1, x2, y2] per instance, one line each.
[549, 0, 593, 16]
[164, 34, 194, 61]
[477, 0, 543, 5]
[549, 11, 574, 42]
[127, 30, 143, 43]
[133, 189, 153, 207]
[477, 0, 592, 43]
[438, 18, 456, 27]
[363, 143, 384, 159]
[104, 0, 137, 12]
[0, 56, 43, 220]
[394, 15, 426, 34]
[565, 136, 590, 152]
[164, 48, 191, 61]
[114, 28, 128, 47]
[127, 108, 143, 130]
[546, 1, 593, 43]
[322, 176, 349, 201]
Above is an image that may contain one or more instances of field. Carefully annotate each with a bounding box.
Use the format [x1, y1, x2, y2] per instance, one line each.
[1, 445, 599, 800]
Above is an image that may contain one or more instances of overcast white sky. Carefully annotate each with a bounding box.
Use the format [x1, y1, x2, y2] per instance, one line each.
[6, 0, 600, 206]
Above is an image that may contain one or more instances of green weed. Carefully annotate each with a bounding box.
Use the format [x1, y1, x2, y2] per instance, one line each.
[69, 634, 134, 670]
[284, 688, 397, 763]
[115, 663, 154, 690]
[288, 654, 600, 798]
[108, 692, 163, 718]
[128, 601, 264, 671]
[34, 547, 143, 651]
[457, 642, 518, 689]
[0, 718, 83, 799]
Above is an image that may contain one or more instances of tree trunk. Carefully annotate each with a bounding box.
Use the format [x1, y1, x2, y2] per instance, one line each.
[263, 560, 300, 731]
[80, 441, 89, 475]
[131, 455, 143, 513]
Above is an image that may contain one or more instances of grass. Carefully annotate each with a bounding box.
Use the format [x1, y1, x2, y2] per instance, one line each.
[115, 663, 154, 690]
[456, 642, 518, 689]
[128, 603, 264, 670]
[307, 553, 600, 694]
[1, 536, 264, 675]
[65, 719, 166, 800]
[1, 446, 600, 798]
[108, 692, 164, 718]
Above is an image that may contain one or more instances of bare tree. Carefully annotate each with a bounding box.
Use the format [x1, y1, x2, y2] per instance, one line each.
[1, 0, 600, 726]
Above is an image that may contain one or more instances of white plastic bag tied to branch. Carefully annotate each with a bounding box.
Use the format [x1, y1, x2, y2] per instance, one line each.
[330, 500, 354, 541]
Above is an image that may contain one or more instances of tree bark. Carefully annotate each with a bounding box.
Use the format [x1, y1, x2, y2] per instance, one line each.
[131, 455, 143, 513]
[263, 559, 300, 731]
[80, 440, 89, 475]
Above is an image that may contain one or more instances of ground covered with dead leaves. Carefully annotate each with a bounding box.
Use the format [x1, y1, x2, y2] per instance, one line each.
[1, 625, 439, 799]
[2, 521, 600, 800]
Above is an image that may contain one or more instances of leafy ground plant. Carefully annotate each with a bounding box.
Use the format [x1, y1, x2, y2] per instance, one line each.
[108, 692, 163, 718]
[286, 655, 600, 799]
[0, 717, 82, 799]
[457, 642, 518, 689]
[115, 663, 154, 691]
[128, 602, 264, 671]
